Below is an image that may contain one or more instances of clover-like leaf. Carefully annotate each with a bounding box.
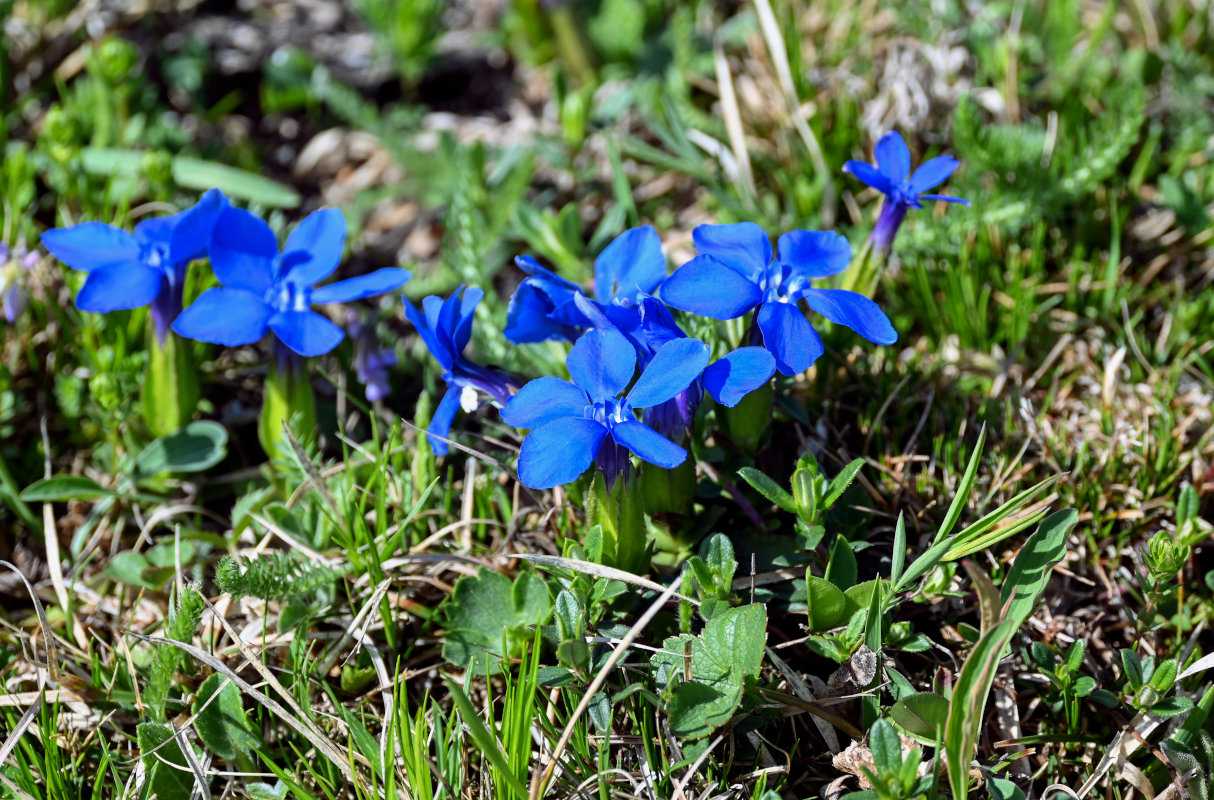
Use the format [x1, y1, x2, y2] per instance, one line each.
[442, 568, 553, 675]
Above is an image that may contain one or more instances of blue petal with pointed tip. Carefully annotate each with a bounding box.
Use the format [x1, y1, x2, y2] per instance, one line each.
[312, 268, 411, 303]
[426, 386, 462, 456]
[566, 328, 636, 402]
[757, 301, 824, 375]
[691, 222, 771, 283]
[172, 287, 273, 346]
[42, 223, 141, 272]
[660, 255, 763, 320]
[875, 131, 911, 183]
[76, 264, 164, 312]
[518, 418, 607, 489]
[611, 420, 687, 468]
[594, 226, 665, 304]
[268, 309, 345, 356]
[282, 208, 346, 285]
[500, 377, 588, 430]
[626, 338, 710, 409]
[776, 230, 852, 280]
[210, 207, 279, 293]
[802, 288, 897, 345]
[702, 347, 776, 406]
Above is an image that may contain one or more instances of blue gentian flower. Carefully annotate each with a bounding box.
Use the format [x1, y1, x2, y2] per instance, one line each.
[504, 226, 666, 344]
[660, 222, 897, 375]
[843, 131, 969, 250]
[42, 189, 227, 341]
[172, 206, 410, 357]
[405, 287, 517, 456]
[0, 243, 38, 324]
[347, 311, 396, 402]
[501, 328, 709, 489]
[574, 293, 775, 438]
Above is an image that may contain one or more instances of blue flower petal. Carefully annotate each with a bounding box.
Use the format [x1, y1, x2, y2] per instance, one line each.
[426, 386, 462, 456]
[611, 420, 687, 469]
[167, 188, 227, 264]
[875, 131, 911, 183]
[802, 288, 897, 345]
[701, 347, 776, 406]
[403, 296, 453, 371]
[435, 292, 465, 358]
[283, 208, 346, 285]
[76, 264, 164, 312]
[660, 255, 763, 320]
[454, 287, 484, 353]
[311, 268, 411, 304]
[918, 194, 970, 206]
[42, 223, 141, 272]
[757, 301, 824, 375]
[210, 207, 279, 293]
[907, 155, 960, 195]
[518, 418, 607, 489]
[134, 217, 174, 247]
[594, 226, 665, 304]
[635, 297, 687, 354]
[691, 222, 771, 283]
[500, 377, 588, 430]
[504, 281, 578, 343]
[172, 287, 272, 345]
[842, 160, 895, 194]
[515, 255, 582, 291]
[268, 309, 345, 356]
[566, 328, 636, 402]
[626, 337, 710, 409]
[776, 230, 853, 280]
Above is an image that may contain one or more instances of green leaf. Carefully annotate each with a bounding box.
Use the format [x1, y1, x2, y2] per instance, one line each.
[1064, 640, 1085, 676]
[890, 513, 907, 587]
[650, 604, 767, 739]
[1122, 650, 1144, 690]
[700, 533, 737, 587]
[1000, 509, 1076, 627]
[868, 719, 903, 773]
[1148, 658, 1179, 693]
[104, 551, 169, 590]
[441, 568, 553, 675]
[944, 619, 1018, 800]
[890, 692, 950, 744]
[172, 156, 301, 207]
[822, 458, 865, 510]
[826, 536, 858, 591]
[193, 673, 262, 760]
[805, 575, 849, 632]
[1151, 697, 1195, 717]
[737, 466, 797, 513]
[935, 425, 986, 544]
[134, 421, 228, 477]
[138, 721, 198, 800]
[20, 475, 116, 502]
[987, 776, 1028, 800]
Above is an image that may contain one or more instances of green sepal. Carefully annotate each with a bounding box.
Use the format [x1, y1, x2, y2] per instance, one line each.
[259, 353, 316, 461]
[143, 328, 200, 437]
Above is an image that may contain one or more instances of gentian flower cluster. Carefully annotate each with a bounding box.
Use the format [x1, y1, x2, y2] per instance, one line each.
[36, 129, 949, 488]
[843, 131, 968, 251]
[0, 243, 39, 324]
